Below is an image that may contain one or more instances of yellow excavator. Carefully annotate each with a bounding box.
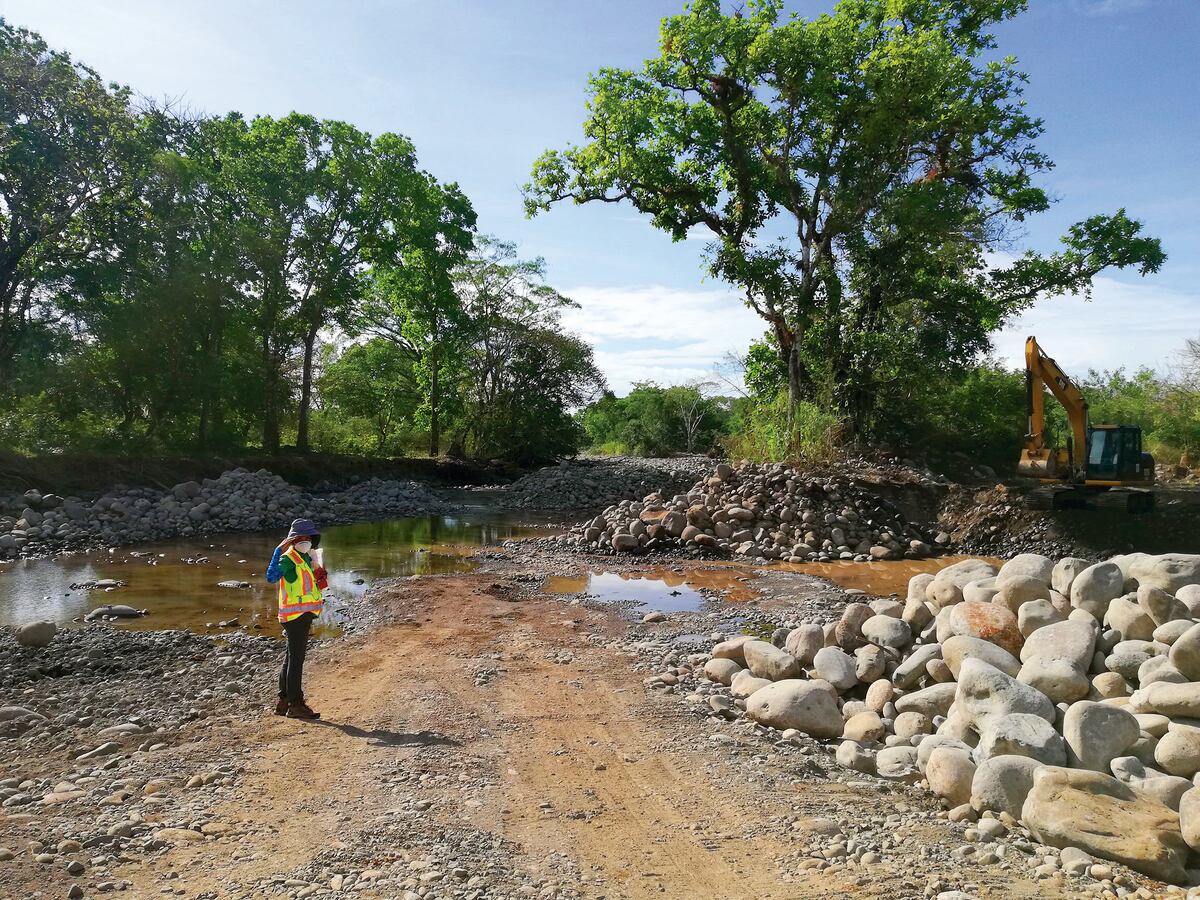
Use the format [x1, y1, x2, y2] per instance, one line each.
[1017, 335, 1156, 512]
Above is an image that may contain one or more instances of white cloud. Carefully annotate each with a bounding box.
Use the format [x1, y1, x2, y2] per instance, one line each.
[992, 275, 1199, 376]
[559, 284, 766, 394]
[561, 272, 1198, 397]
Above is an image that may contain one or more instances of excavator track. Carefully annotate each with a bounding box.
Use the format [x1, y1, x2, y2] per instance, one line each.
[1094, 488, 1156, 513]
[1023, 485, 1156, 513]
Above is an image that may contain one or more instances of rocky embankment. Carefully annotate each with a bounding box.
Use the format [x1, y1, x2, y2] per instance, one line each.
[490, 456, 710, 510]
[650, 550, 1200, 888]
[552, 460, 942, 561]
[0, 469, 446, 558]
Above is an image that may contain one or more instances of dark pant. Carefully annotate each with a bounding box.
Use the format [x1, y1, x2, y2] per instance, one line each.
[279, 612, 315, 702]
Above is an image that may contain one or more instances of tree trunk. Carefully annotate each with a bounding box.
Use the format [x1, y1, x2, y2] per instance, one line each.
[262, 334, 280, 454]
[296, 321, 319, 455]
[198, 394, 210, 453]
[428, 347, 440, 458]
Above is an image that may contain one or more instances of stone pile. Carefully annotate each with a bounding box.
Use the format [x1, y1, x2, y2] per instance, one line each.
[689, 551, 1200, 885]
[0, 470, 446, 557]
[557, 461, 935, 561]
[493, 456, 709, 510]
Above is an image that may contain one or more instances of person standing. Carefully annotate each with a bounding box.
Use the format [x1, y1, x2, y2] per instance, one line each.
[266, 518, 327, 719]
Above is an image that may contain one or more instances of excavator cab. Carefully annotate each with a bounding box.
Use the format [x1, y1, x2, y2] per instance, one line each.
[1087, 425, 1151, 481]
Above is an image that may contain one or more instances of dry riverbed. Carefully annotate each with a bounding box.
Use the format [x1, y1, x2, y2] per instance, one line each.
[0, 544, 1171, 899]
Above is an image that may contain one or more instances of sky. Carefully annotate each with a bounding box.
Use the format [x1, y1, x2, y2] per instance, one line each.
[6, 0, 1198, 392]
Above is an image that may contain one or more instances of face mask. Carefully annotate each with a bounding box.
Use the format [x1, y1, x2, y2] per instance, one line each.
[294, 540, 312, 553]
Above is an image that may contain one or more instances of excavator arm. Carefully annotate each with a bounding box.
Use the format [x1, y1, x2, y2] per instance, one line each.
[1021, 335, 1090, 481]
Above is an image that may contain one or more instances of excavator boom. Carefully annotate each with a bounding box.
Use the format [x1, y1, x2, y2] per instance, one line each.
[1020, 336, 1090, 481]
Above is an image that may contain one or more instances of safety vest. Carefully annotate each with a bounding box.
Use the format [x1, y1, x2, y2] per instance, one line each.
[277, 547, 324, 623]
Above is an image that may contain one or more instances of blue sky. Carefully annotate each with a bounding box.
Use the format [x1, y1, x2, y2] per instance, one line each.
[7, 0, 1198, 392]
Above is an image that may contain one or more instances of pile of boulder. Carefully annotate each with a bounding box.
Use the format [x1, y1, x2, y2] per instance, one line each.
[697, 551, 1200, 885]
[0, 470, 446, 558]
[493, 456, 709, 510]
[557, 461, 936, 561]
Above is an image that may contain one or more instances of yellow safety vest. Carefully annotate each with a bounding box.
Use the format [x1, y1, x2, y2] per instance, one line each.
[277, 547, 324, 623]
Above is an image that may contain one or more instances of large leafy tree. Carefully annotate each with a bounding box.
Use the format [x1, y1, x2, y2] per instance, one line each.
[357, 168, 477, 457]
[526, 0, 1165, 443]
[0, 19, 143, 377]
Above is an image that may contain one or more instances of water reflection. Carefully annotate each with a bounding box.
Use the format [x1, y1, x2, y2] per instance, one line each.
[0, 512, 547, 635]
[543, 568, 757, 613]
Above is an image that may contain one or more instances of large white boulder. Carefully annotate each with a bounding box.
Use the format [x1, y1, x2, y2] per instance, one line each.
[927, 559, 998, 610]
[784, 625, 824, 666]
[1071, 562, 1125, 620]
[971, 754, 1042, 817]
[745, 679, 843, 738]
[975, 713, 1066, 766]
[742, 640, 802, 681]
[1052, 557, 1094, 596]
[997, 553, 1055, 586]
[812, 646, 858, 692]
[926, 747, 976, 808]
[941, 635, 1021, 679]
[955, 658, 1054, 731]
[1063, 701, 1140, 773]
[1016, 619, 1096, 704]
[1021, 766, 1188, 884]
[1123, 553, 1200, 594]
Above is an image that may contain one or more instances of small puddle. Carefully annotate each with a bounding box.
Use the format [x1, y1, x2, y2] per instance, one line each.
[543, 568, 756, 614]
[780, 556, 1004, 596]
[0, 511, 548, 637]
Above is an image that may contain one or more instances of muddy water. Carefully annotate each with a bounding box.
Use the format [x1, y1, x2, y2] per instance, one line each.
[542, 556, 1001, 615]
[774, 556, 1004, 596]
[0, 512, 547, 636]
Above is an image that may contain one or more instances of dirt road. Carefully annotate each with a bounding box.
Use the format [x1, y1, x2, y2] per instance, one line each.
[113, 574, 806, 898]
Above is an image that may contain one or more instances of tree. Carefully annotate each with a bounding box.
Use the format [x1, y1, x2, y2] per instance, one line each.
[526, 0, 1164, 445]
[319, 338, 419, 452]
[0, 19, 142, 377]
[579, 381, 729, 457]
[449, 237, 605, 462]
[665, 380, 718, 452]
[357, 168, 477, 457]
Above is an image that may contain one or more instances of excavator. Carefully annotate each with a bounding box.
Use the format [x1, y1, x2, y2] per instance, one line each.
[1017, 335, 1156, 512]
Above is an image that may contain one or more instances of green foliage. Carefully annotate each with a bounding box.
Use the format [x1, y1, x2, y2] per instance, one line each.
[317, 339, 419, 453]
[581, 382, 730, 457]
[1082, 369, 1200, 462]
[743, 338, 786, 401]
[882, 363, 1028, 472]
[723, 393, 841, 463]
[526, 0, 1165, 447]
[447, 238, 605, 463]
[0, 18, 490, 460]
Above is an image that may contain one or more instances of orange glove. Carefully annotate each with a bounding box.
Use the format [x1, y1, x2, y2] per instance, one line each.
[314, 566, 329, 590]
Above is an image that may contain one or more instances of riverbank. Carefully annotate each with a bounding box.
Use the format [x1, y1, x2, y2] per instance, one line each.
[0, 542, 1181, 899]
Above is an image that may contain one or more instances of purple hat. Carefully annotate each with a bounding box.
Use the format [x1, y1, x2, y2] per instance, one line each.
[287, 518, 320, 539]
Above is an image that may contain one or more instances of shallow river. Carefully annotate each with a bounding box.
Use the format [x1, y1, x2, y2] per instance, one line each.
[1, 502, 994, 636]
[0, 510, 549, 637]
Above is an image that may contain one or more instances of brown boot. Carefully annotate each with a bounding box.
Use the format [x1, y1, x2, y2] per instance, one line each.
[273, 695, 288, 716]
[286, 700, 321, 720]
